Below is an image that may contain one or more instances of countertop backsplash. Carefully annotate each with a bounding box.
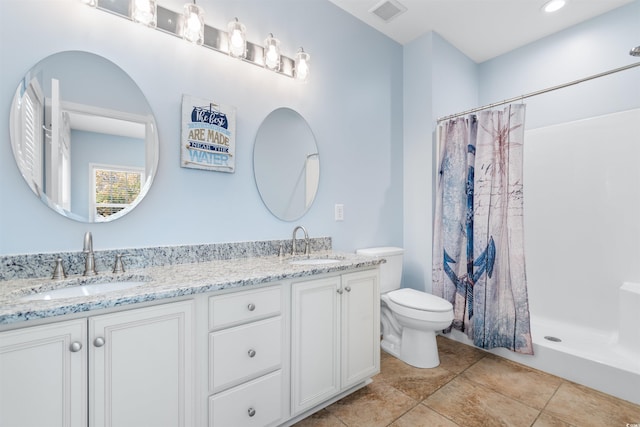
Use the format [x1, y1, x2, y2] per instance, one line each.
[0, 238, 332, 281]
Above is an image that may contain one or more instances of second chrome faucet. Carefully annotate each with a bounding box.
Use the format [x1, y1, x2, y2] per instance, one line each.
[291, 225, 310, 256]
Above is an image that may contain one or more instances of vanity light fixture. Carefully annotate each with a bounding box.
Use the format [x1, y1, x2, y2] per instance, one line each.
[84, 0, 309, 80]
[182, 1, 205, 45]
[227, 18, 247, 59]
[542, 0, 566, 13]
[295, 48, 310, 82]
[131, 0, 157, 27]
[264, 33, 281, 71]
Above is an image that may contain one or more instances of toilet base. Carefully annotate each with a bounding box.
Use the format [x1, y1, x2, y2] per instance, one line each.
[381, 328, 441, 369]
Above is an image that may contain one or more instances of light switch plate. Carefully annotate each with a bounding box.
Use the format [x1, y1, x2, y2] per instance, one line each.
[334, 204, 344, 221]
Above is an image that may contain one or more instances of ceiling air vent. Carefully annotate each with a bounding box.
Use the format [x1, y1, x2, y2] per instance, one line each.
[369, 0, 407, 23]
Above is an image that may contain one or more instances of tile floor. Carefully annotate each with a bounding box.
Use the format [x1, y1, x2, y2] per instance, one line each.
[294, 336, 640, 427]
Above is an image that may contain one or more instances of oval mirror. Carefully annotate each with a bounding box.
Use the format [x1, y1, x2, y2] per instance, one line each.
[9, 51, 159, 223]
[253, 108, 319, 221]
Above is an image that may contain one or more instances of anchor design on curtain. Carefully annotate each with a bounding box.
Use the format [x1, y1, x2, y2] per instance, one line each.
[443, 141, 496, 327]
[433, 104, 533, 354]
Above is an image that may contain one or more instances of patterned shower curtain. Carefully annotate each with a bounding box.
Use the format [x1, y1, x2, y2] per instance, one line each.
[433, 104, 533, 354]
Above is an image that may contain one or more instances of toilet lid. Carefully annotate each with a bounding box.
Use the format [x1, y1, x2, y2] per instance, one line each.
[388, 288, 452, 312]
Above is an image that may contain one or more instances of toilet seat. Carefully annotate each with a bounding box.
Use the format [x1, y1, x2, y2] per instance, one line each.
[388, 288, 452, 312]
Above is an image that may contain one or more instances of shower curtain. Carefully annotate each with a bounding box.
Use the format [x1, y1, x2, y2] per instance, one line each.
[433, 104, 533, 354]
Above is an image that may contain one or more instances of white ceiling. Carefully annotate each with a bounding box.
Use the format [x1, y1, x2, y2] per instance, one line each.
[328, 0, 635, 63]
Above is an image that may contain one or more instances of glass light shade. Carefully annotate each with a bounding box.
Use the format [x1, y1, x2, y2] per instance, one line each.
[264, 34, 281, 71]
[183, 3, 205, 45]
[131, 0, 157, 27]
[228, 18, 247, 58]
[295, 48, 310, 82]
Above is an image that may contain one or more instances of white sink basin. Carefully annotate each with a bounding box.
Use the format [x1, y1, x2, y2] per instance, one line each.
[289, 258, 342, 266]
[21, 281, 146, 301]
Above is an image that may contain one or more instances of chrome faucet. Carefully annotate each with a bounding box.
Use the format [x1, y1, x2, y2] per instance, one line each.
[83, 232, 98, 276]
[291, 225, 310, 256]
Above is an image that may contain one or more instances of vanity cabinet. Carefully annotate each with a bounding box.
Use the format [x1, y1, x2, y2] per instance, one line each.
[291, 269, 380, 415]
[0, 300, 194, 427]
[207, 285, 286, 427]
[89, 300, 194, 427]
[0, 319, 87, 427]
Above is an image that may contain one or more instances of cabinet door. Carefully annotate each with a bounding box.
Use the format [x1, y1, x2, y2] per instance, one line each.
[341, 270, 380, 388]
[291, 276, 341, 414]
[0, 319, 87, 427]
[89, 300, 194, 427]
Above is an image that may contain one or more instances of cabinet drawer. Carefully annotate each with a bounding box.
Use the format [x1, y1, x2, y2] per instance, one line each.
[209, 370, 283, 427]
[210, 316, 282, 393]
[209, 286, 281, 330]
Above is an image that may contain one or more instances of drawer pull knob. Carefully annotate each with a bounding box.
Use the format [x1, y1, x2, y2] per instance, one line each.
[247, 407, 256, 417]
[247, 303, 256, 311]
[94, 337, 105, 347]
[69, 341, 83, 352]
[337, 288, 343, 294]
[345, 286, 351, 292]
[248, 349, 256, 358]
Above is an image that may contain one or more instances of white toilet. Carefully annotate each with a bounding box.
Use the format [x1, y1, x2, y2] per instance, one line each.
[357, 247, 454, 368]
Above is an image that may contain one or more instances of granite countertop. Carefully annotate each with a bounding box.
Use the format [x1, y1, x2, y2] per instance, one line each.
[0, 251, 382, 326]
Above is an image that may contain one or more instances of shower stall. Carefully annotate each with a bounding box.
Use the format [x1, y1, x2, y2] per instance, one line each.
[437, 56, 640, 405]
[445, 108, 640, 405]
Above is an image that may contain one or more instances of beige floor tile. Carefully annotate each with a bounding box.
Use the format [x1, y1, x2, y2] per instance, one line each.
[462, 355, 563, 409]
[374, 352, 457, 401]
[293, 408, 347, 427]
[302, 338, 638, 427]
[532, 412, 575, 427]
[544, 381, 640, 427]
[423, 376, 540, 427]
[436, 335, 487, 374]
[389, 403, 459, 427]
[325, 380, 417, 427]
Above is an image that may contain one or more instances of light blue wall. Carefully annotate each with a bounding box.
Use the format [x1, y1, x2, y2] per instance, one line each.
[479, 0, 640, 129]
[0, 0, 403, 255]
[402, 32, 478, 292]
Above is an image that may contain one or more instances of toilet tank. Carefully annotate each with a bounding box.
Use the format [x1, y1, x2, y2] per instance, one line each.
[356, 247, 404, 294]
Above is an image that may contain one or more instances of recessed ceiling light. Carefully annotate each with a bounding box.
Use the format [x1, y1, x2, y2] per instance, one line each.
[542, 0, 566, 13]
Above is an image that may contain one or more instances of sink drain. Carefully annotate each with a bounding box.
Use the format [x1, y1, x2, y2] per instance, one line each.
[544, 336, 562, 342]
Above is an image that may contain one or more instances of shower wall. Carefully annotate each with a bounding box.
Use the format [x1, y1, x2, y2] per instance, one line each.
[523, 109, 640, 333]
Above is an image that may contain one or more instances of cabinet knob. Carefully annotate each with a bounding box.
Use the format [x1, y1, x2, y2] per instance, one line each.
[94, 337, 105, 347]
[247, 303, 256, 311]
[69, 341, 83, 352]
[337, 288, 343, 294]
[248, 349, 256, 358]
[345, 286, 351, 292]
[247, 407, 256, 417]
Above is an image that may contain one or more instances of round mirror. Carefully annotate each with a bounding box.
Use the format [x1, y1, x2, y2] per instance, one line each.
[253, 108, 319, 221]
[9, 51, 159, 223]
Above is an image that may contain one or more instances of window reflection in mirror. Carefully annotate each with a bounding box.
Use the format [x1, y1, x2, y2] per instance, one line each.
[9, 51, 158, 223]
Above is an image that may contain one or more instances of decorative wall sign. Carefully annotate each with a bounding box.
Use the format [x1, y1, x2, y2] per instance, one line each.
[181, 95, 236, 172]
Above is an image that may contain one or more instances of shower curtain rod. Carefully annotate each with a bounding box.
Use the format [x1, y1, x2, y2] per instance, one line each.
[437, 61, 640, 123]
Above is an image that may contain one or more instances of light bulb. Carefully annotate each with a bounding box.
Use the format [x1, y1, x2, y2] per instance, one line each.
[183, 2, 204, 45]
[295, 48, 310, 82]
[131, 0, 157, 27]
[227, 18, 246, 58]
[264, 34, 281, 70]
